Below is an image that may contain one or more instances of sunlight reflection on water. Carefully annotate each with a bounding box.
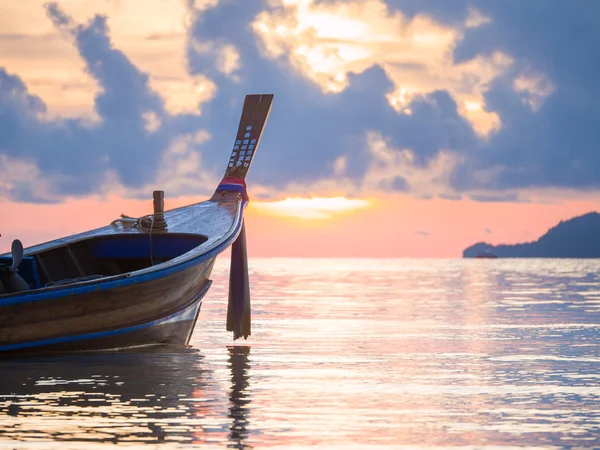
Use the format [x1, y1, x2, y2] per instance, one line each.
[1, 258, 600, 448]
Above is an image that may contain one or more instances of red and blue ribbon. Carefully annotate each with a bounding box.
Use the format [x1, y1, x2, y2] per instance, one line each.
[216, 177, 249, 201]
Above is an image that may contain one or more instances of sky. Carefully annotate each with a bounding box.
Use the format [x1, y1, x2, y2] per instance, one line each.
[1, 0, 600, 257]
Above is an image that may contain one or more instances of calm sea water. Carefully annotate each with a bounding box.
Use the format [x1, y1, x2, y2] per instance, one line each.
[2, 258, 600, 449]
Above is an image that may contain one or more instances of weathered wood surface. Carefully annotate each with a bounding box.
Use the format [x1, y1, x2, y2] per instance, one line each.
[0, 192, 242, 296]
[0, 257, 215, 345]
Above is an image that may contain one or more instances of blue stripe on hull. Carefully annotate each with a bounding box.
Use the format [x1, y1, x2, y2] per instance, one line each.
[0, 288, 206, 353]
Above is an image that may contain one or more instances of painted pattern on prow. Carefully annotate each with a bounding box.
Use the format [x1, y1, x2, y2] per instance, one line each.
[225, 94, 274, 179]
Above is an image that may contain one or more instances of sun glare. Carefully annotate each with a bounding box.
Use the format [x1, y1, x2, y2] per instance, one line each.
[252, 196, 370, 219]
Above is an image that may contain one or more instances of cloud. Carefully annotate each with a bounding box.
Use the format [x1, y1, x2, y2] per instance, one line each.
[445, 1, 600, 192]
[252, 0, 511, 136]
[3, 0, 600, 206]
[415, 230, 430, 236]
[384, 176, 408, 192]
[359, 131, 462, 197]
[0, 4, 214, 202]
[247, 0, 600, 195]
[184, 0, 482, 195]
[0, 154, 61, 204]
[438, 193, 462, 201]
[0, 31, 99, 120]
[468, 192, 520, 203]
[1, 0, 214, 119]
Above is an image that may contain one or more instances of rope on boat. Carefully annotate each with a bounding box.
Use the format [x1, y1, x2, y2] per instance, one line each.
[148, 214, 154, 267]
[110, 213, 167, 232]
[110, 212, 167, 267]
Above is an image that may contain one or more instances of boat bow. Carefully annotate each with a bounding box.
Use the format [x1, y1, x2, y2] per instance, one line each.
[214, 93, 274, 340]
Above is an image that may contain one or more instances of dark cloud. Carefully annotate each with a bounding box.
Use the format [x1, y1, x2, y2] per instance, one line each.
[378, 0, 472, 25]
[438, 193, 462, 201]
[468, 192, 520, 203]
[372, 0, 600, 193]
[172, 0, 600, 195]
[448, 1, 600, 191]
[185, 0, 476, 189]
[390, 176, 408, 192]
[315, 0, 471, 25]
[415, 230, 431, 236]
[186, 0, 398, 186]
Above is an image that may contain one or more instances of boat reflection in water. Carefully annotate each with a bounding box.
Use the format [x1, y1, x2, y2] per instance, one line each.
[227, 346, 251, 448]
[0, 347, 253, 446]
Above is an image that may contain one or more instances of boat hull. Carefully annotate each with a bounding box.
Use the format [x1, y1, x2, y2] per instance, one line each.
[0, 290, 205, 356]
[0, 257, 216, 356]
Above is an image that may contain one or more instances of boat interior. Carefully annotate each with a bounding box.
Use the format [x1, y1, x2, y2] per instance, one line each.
[0, 233, 208, 294]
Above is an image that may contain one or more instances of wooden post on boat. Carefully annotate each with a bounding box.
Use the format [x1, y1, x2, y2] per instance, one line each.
[152, 190, 167, 230]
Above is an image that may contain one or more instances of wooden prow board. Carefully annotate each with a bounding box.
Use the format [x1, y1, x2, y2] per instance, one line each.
[224, 94, 274, 180]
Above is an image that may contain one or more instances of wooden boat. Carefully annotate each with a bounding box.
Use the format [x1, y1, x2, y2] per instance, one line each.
[0, 94, 273, 356]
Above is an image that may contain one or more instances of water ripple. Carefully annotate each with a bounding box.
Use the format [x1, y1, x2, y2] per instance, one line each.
[1, 258, 600, 447]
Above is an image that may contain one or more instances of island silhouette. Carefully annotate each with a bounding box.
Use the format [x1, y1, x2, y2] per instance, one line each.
[463, 212, 600, 258]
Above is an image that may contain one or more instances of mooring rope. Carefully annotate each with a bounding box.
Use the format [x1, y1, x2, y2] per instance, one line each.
[110, 212, 167, 267]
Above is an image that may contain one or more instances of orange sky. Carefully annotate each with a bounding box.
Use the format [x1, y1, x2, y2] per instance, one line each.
[2, 193, 599, 257]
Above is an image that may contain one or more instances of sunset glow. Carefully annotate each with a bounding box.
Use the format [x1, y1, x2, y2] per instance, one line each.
[252, 197, 370, 219]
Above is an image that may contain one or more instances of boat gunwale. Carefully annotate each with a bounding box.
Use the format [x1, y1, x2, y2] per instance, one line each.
[0, 198, 245, 306]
